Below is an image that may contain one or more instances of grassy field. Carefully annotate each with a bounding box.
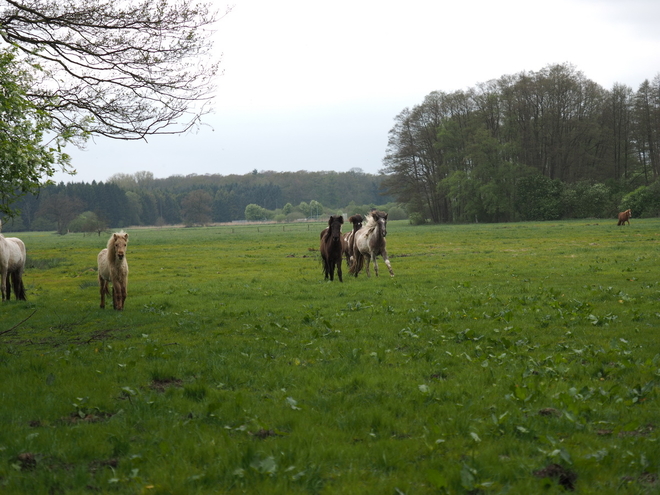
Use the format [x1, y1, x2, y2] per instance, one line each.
[0, 219, 659, 494]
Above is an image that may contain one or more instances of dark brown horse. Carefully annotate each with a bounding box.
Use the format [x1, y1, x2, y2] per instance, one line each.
[320, 215, 345, 282]
[342, 214, 363, 270]
[617, 209, 632, 226]
[350, 210, 394, 277]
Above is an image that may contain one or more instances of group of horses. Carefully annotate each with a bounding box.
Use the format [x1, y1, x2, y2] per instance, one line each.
[0, 207, 636, 305]
[319, 207, 635, 282]
[319, 210, 394, 282]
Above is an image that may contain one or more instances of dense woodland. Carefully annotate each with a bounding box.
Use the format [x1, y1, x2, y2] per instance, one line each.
[382, 64, 660, 223]
[2, 169, 395, 233]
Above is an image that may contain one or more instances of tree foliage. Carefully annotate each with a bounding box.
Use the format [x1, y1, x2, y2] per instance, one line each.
[181, 189, 212, 226]
[4, 170, 396, 232]
[0, 47, 70, 216]
[382, 64, 660, 222]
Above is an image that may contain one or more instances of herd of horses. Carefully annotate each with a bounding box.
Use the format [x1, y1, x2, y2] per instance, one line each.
[0, 208, 636, 306]
[320, 209, 394, 282]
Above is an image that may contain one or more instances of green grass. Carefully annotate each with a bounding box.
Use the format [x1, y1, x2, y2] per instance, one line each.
[1, 220, 659, 494]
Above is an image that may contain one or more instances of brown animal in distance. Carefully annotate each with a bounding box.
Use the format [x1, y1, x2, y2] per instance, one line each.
[617, 209, 632, 226]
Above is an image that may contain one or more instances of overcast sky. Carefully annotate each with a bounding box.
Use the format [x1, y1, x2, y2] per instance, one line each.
[54, 0, 660, 184]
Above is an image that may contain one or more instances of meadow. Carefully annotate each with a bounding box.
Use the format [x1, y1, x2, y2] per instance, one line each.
[0, 219, 659, 494]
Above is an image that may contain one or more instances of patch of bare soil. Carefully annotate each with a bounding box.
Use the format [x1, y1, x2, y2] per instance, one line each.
[150, 378, 183, 392]
[16, 452, 37, 471]
[533, 463, 577, 491]
[250, 429, 281, 440]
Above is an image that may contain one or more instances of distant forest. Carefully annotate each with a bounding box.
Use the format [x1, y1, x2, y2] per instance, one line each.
[382, 63, 660, 223]
[3, 169, 397, 233]
[4, 63, 660, 233]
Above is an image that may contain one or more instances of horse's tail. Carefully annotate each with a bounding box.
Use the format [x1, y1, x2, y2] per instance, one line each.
[11, 272, 26, 301]
[350, 249, 364, 277]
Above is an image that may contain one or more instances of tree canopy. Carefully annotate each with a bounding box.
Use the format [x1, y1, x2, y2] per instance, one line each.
[382, 64, 660, 223]
[0, 47, 69, 216]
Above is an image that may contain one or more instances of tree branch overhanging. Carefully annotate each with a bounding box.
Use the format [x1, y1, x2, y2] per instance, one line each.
[0, 0, 229, 140]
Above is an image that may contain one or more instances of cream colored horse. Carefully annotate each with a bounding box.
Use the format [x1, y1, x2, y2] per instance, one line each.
[98, 232, 129, 310]
[0, 234, 27, 300]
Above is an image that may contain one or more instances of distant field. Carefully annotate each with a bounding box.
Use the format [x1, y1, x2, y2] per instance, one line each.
[1, 219, 659, 494]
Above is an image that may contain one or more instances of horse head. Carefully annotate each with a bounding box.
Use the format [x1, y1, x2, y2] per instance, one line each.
[374, 211, 388, 237]
[327, 215, 344, 242]
[112, 232, 129, 260]
[348, 214, 363, 232]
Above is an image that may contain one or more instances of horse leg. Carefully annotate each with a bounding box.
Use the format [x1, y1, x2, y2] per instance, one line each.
[1, 268, 7, 301]
[16, 275, 26, 300]
[337, 257, 343, 282]
[99, 275, 107, 309]
[372, 254, 380, 277]
[364, 254, 371, 277]
[381, 248, 394, 277]
[121, 283, 127, 309]
[112, 282, 121, 310]
[113, 280, 126, 310]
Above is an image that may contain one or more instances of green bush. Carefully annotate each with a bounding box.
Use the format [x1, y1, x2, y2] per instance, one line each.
[514, 174, 563, 220]
[621, 182, 660, 217]
[562, 181, 616, 218]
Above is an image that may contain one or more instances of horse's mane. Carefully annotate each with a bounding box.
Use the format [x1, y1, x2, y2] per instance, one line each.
[363, 210, 386, 234]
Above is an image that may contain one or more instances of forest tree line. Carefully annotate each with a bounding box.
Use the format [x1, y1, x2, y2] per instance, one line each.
[381, 63, 660, 223]
[2, 169, 395, 233]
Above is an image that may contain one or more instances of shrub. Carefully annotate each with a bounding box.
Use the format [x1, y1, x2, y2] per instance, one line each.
[514, 175, 563, 221]
[387, 206, 408, 220]
[621, 181, 660, 217]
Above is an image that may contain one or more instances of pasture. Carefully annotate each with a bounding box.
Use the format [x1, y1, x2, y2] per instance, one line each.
[0, 219, 659, 494]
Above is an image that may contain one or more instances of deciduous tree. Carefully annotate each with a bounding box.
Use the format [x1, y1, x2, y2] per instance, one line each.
[0, 0, 226, 139]
[0, 48, 69, 216]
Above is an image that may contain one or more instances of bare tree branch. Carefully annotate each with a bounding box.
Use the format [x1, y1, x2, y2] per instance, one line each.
[0, 0, 229, 140]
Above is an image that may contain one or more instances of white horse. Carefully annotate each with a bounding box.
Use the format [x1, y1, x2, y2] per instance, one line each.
[350, 210, 394, 277]
[0, 234, 27, 300]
